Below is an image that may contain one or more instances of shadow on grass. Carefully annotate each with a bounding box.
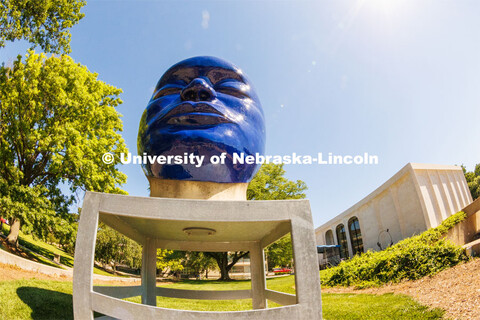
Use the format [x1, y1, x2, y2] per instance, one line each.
[17, 287, 74, 320]
[16, 287, 104, 320]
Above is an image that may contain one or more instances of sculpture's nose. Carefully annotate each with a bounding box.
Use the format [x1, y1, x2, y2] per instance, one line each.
[180, 78, 216, 102]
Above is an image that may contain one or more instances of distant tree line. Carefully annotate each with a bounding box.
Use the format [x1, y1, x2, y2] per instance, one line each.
[463, 164, 480, 200]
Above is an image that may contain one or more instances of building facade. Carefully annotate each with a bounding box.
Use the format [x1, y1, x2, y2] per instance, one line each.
[315, 163, 473, 260]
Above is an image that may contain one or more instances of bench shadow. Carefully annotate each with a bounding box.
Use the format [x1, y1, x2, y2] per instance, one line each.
[17, 287, 73, 320]
[17, 286, 106, 319]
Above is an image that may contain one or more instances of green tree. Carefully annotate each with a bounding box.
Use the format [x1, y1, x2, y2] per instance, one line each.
[253, 163, 306, 270]
[0, 51, 127, 245]
[49, 211, 78, 255]
[0, 0, 86, 53]
[156, 249, 184, 276]
[95, 224, 142, 273]
[205, 251, 249, 281]
[247, 163, 307, 200]
[157, 251, 217, 279]
[207, 163, 307, 280]
[184, 251, 217, 279]
[265, 235, 293, 270]
[463, 164, 480, 200]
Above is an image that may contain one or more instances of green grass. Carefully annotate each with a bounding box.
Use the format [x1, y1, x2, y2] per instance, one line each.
[159, 278, 253, 290]
[124, 276, 296, 311]
[1, 224, 74, 267]
[0, 277, 444, 319]
[0, 280, 73, 320]
[93, 266, 118, 277]
[321, 293, 444, 320]
[1, 224, 116, 277]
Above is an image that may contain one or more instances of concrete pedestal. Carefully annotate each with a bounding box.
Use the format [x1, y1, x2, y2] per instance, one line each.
[73, 191, 322, 319]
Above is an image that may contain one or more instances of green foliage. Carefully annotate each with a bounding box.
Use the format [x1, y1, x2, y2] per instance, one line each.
[247, 163, 306, 270]
[13, 229, 75, 268]
[95, 224, 141, 271]
[51, 213, 78, 255]
[463, 164, 480, 200]
[0, 50, 127, 242]
[247, 163, 307, 200]
[156, 250, 218, 277]
[156, 249, 184, 274]
[266, 234, 293, 270]
[0, 0, 86, 53]
[0, 180, 58, 240]
[183, 251, 217, 276]
[2, 223, 115, 276]
[321, 211, 469, 288]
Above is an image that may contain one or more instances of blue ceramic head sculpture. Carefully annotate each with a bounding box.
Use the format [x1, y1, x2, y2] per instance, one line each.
[138, 56, 265, 183]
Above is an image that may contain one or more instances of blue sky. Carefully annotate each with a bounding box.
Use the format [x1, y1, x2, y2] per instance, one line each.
[2, 0, 479, 227]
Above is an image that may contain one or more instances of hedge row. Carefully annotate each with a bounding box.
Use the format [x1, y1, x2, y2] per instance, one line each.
[321, 211, 469, 288]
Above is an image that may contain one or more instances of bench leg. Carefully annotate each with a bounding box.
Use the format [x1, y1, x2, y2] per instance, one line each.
[141, 237, 157, 306]
[250, 243, 267, 309]
[291, 216, 322, 318]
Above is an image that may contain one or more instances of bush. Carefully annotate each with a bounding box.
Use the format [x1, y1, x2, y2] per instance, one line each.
[321, 211, 469, 288]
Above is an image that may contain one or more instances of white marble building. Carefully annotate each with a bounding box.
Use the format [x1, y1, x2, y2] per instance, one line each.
[315, 163, 473, 260]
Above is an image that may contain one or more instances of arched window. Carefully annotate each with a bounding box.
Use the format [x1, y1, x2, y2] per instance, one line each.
[335, 224, 349, 259]
[348, 217, 364, 255]
[325, 230, 334, 245]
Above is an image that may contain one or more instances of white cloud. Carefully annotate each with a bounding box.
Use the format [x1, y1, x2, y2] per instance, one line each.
[201, 10, 210, 29]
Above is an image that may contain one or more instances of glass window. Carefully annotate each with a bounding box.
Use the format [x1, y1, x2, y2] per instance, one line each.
[348, 217, 364, 255]
[335, 224, 349, 259]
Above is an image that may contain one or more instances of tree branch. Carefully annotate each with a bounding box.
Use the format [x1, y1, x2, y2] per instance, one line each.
[227, 251, 249, 270]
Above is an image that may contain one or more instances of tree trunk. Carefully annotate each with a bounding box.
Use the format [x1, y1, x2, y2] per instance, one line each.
[218, 257, 232, 281]
[206, 251, 249, 281]
[7, 218, 20, 246]
[207, 252, 231, 281]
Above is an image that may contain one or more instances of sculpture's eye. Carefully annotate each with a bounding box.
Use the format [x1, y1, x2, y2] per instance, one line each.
[152, 84, 183, 100]
[215, 80, 250, 99]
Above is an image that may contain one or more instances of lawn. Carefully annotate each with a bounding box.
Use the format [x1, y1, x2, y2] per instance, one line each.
[0, 276, 444, 319]
[0, 224, 114, 277]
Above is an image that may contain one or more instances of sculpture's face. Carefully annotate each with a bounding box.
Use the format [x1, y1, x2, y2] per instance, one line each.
[138, 56, 265, 183]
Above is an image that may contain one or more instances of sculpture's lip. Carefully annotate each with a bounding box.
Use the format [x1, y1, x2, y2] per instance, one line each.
[166, 113, 232, 126]
[160, 102, 232, 126]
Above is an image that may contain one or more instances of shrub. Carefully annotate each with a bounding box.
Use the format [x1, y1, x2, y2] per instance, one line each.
[321, 211, 469, 288]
